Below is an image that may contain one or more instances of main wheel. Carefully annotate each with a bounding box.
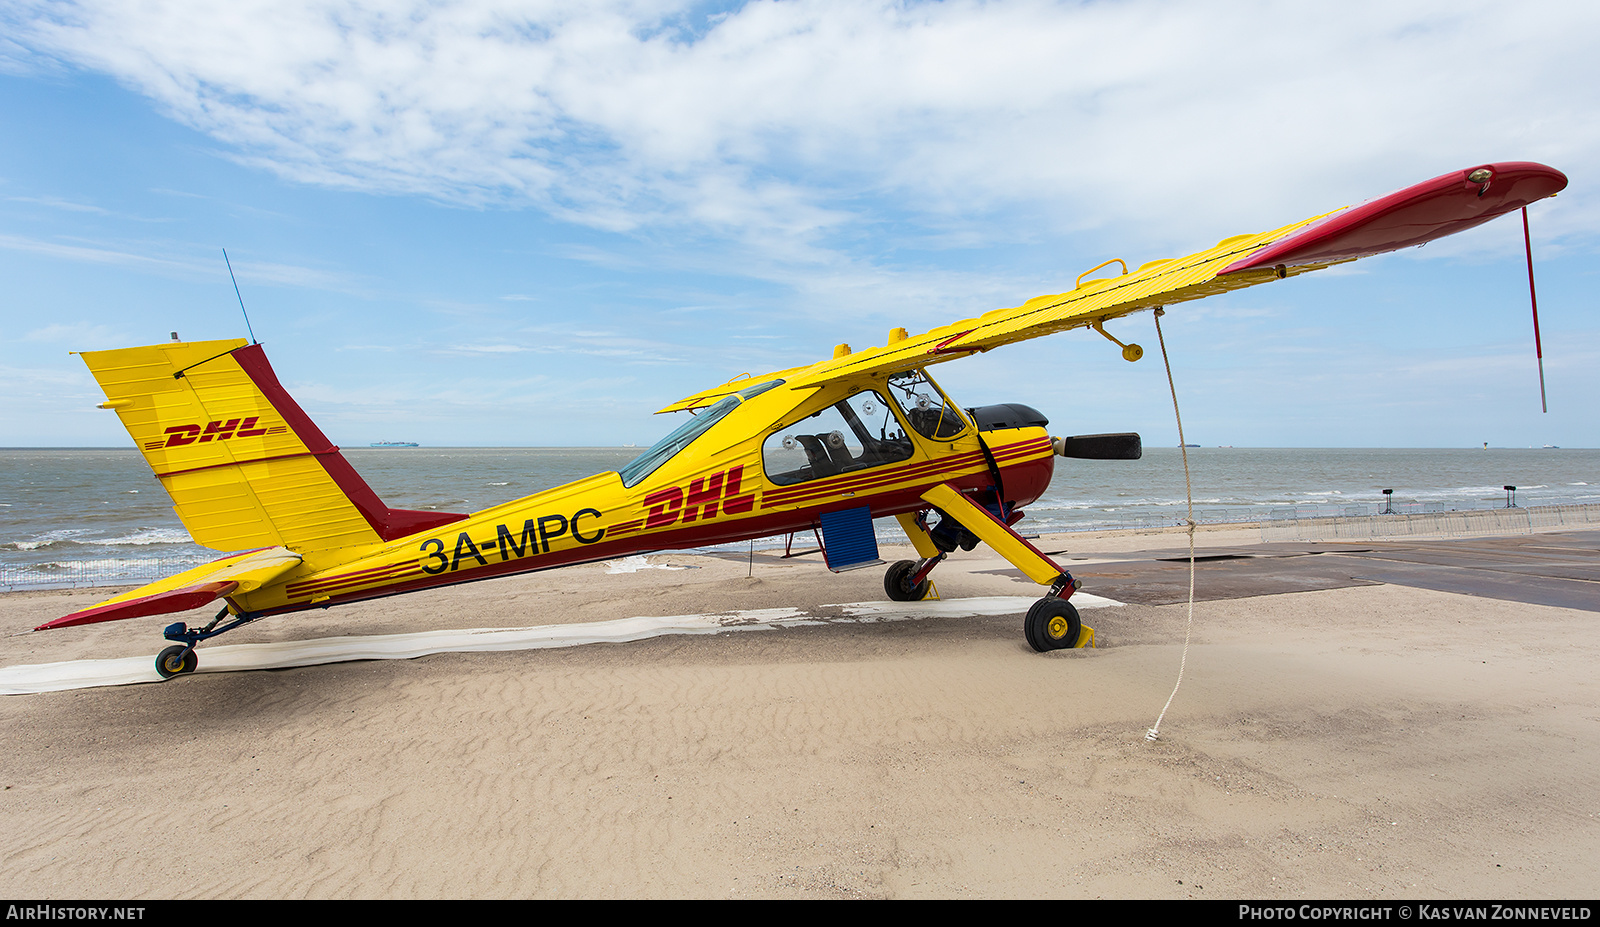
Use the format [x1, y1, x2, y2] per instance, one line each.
[1024, 598, 1081, 652]
[155, 645, 198, 679]
[884, 560, 931, 602]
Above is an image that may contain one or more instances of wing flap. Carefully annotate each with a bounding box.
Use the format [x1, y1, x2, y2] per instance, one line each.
[657, 213, 1334, 409]
[778, 212, 1336, 389]
[655, 362, 823, 414]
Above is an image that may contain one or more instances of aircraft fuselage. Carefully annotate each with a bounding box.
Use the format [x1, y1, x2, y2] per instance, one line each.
[236, 371, 1055, 617]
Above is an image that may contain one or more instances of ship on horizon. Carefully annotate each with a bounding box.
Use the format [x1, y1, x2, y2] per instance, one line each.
[369, 441, 419, 448]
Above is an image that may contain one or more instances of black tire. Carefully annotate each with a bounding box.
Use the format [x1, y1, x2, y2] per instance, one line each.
[884, 560, 931, 602]
[1024, 598, 1081, 652]
[155, 645, 197, 679]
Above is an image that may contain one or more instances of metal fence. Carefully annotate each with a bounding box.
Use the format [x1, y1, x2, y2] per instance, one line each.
[0, 557, 212, 593]
[1258, 502, 1600, 542]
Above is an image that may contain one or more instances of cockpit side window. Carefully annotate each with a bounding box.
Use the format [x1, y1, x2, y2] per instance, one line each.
[887, 370, 968, 439]
[762, 390, 913, 486]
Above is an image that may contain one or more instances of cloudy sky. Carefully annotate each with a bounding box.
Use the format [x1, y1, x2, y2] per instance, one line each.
[2, 0, 1596, 448]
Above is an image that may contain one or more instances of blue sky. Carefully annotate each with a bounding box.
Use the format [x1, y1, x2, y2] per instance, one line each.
[2, 0, 1596, 449]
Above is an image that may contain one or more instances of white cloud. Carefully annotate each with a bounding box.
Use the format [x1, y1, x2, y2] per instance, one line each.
[0, 231, 204, 275]
[13, 0, 1597, 262]
[0, 231, 376, 295]
[8, 195, 111, 214]
[19, 321, 128, 346]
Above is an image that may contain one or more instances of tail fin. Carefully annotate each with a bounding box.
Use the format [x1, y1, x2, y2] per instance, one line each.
[81, 339, 465, 554]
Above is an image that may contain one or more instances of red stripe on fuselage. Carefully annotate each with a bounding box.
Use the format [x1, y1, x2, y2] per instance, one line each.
[761, 451, 987, 507]
[286, 561, 415, 597]
[760, 438, 1049, 509]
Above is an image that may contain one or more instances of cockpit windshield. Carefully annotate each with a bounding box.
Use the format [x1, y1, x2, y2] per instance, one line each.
[617, 379, 785, 488]
[886, 370, 967, 439]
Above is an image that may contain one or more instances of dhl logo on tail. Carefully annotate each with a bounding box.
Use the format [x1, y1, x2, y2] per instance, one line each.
[143, 417, 287, 449]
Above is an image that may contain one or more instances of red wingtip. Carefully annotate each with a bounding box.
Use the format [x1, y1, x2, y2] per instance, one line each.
[1220, 161, 1568, 274]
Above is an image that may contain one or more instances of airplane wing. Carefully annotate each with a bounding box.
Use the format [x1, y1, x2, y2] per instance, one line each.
[35, 546, 302, 630]
[661, 161, 1566, 412]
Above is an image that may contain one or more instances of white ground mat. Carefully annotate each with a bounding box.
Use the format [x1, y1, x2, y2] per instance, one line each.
[1, 593, 1121, 694]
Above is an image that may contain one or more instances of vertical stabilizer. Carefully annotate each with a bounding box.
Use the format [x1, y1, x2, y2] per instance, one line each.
[81, 339, 465, 554]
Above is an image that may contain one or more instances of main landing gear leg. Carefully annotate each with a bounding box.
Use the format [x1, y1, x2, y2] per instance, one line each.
[919, 483, 1090, 652]
[884, 554, 944, 601]
[154, 604, 264, 680]
[885, 510, 946, 601]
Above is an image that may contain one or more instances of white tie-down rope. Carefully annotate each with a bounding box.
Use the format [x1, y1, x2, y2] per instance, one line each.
[1147, 307, 1196, 742]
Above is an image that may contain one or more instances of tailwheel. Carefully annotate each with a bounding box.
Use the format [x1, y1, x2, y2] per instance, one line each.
[1024, 598, 1082, 652]
[155, 644, 198, 680]
[884, 560, 931, 602]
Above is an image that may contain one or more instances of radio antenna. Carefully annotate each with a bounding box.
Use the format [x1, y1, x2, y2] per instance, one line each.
[222, 248, 258, 344]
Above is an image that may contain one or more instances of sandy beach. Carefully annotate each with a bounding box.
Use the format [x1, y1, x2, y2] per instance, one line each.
[1, 525, 1596, 899]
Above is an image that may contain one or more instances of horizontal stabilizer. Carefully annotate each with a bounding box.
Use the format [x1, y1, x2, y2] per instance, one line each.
[37, 547, 302, 630]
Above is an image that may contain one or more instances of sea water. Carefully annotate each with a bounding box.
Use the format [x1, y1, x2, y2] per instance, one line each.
[3, 446, 1596, 589]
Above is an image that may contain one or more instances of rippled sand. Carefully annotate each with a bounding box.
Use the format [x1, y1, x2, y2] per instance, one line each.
[2, 527, 1595, 898]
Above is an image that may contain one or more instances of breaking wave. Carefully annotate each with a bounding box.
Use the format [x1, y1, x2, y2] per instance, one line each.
[4, 528, 193, 550]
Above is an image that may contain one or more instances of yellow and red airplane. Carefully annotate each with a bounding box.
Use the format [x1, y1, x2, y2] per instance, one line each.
[37, 161, 1567, 678]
